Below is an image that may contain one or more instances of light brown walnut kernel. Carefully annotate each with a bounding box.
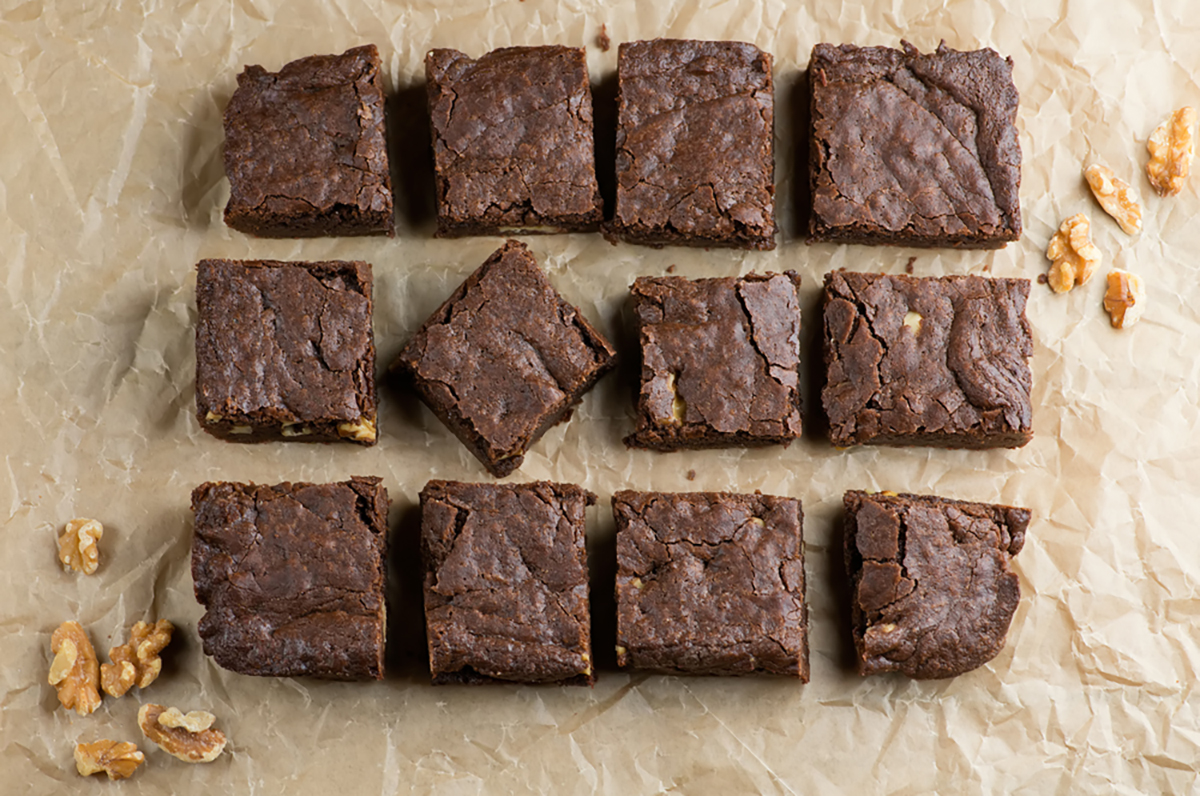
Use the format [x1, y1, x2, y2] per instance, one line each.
[57, 519, 103, 575]
[74, 740, 145, 780]
[49, 621, 101, 716]
[1084, 163, 1143, 235]
[101, 619, 174, 697]
[1147, 106, 1196, 197]
[1046, 213, 1102, 293]
[1103, 269, 1147, 329]
[138, 703, 227, 764]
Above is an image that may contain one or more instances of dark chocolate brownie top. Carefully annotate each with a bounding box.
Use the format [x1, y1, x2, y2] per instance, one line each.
[822, 270, 1032, 448]
[426, 46, 602, 233]
[611, 39, 776, 249]
[614, 490, 807, 678]
[223, 44, 393, 236]
[395, 241, 616, 475]
[195, 259, 376, 431]
[191, 477, 388, 680]
[844, 490, 1028, 679]
[420, 480, 595, 684]
[626, 272, 801, 449]
[810, 41, 1021, 247]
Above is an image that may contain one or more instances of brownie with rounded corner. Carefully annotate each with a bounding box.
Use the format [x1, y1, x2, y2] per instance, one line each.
[625, 272, 801, 451]
[822, 270, 1032, 449]
[420, 479, 595, 685]
[191, 477, 389, 680]
[809, 41, 1022, 248]
[223, 44, 393, 237]
[843, 489, 1029, 679]
[195, 258, 377, 445]
[613, 490, 808, 678]
[606, 39, 777, 250]
[426, 45, 603, 236]
[392, 240, 616, 477]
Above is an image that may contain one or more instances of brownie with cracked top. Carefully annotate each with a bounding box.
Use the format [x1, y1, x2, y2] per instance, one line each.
[822, 270, 1032, 448]
[613, 490, 808, 678]
[809, 42, 1022, 248]
[195, 258, 377, 445]
[223, 45, 393, 237]
[426, 46, 603, 236]
[606, 39, 777, 250]
[393, 240, 616, 477]
[191, 477, 388, 680]
[625, 272, 802, 451]
[844, 490, 1029, 679]
[420, 480, 595, 685]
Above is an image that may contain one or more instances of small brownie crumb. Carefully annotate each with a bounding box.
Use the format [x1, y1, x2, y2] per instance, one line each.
[597, 24, 611, 52]
[195, 259, 377, 445]
[686, 469, 696, 481]
[822, 270, 1032, 449]
[626, 272, 802, 451]
[613, 490, 808, 678]
[420, 480, 595, 685]
[607, 39, 777, 250]
[905, 257, 916, 274]
[426, 46, 603, 236]
[223, 45, 393, 238]
[191, 477, 388, 680]
[809, 42, 1021, 248]
[393, 241, 616, 477]
[843, 490, 1029, 679]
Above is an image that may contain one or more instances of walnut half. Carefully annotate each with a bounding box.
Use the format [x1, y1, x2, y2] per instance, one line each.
[49, 621, 101, 716]
[1084, 163, 1143, 235]
[1103, 269, 1146, 329]
[138, 703, 227, 764]
[1046, 213, 1102, 293]
[57, 519, 103, 575]
[75, 740, 145, 780]
[101, 619, 174, 698]
[1147, 106, 1196, 197]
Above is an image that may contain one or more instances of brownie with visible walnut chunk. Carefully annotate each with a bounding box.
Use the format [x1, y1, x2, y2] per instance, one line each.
[821, 270, 1032, 449]
[613, 490, 808, 678]
[426, 45, 603, 236]
[420, 480, 595, 685]
[393, 240, 616, 477]
[843, 490, 1029, 679]
[191, 477, 389, 680]
[625, 272, 802, 451]
[195, 258, 377, 445]
[223, 44, 393, 237]
[809, 41, 1022, 248]
[607, 39, 777, 250]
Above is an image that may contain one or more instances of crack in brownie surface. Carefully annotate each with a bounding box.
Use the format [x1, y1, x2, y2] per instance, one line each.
[420, 480, 595, 685]
[822, 270, 1032, 448]
[844, 490, 1028, 679]
[809, 41, 1021, 248]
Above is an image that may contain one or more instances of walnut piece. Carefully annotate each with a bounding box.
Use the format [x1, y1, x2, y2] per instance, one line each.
[1103, 269, 1146, 329]
[57, 519, 103, 575]
[138, 703, 227, 764]
[101, 619, 174, 697]
[1046, 213, 1102, 293]
[1084, 163, 1143, 235]
[74, 740, 145, 780]
[49, 621, 101, 716]
[1147, 106, 1196, 197]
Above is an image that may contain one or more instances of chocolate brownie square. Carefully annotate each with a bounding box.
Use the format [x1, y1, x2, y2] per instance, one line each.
[625, 272, 802, 450]
[195, 258, 377, 445]
[613, 490, 807, 678]
[843, 490, 1029, 679]
[809, 42, 1022, 248]
[420, 480, 595, 685]
[393, 240, 616, 477]
[191, 477, 389, 680]
[822, 270, 1032, 448]
[607, 39, 777, 250]
[223, 44, 393, 237]
[426, 46, 603, 236]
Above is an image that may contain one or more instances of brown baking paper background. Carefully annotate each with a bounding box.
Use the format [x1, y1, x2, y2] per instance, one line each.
[2, 0, 1199, 792]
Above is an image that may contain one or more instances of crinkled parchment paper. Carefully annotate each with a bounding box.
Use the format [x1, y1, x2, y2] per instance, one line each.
[2, 0, 1199, 792]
